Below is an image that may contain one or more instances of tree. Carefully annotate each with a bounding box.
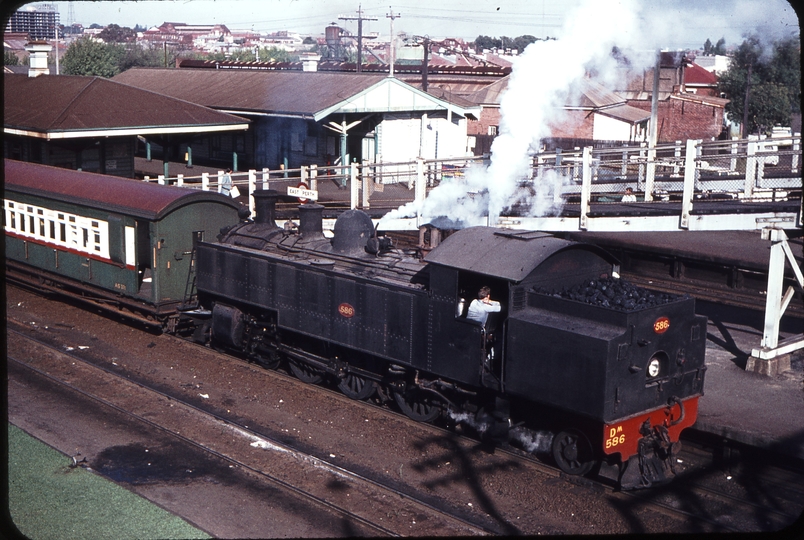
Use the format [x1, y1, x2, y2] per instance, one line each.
[474, 35, 501, 52]
[475, 34, 541, 54]
[703, 37, 726, 55]
[718, 35, 800, 136]
[99, 24, 137, 43]
[512, 35, 536, 53]
[61, 36, 124, 77]
[118, 44, 165, 71]
[4, 50, 20, 65]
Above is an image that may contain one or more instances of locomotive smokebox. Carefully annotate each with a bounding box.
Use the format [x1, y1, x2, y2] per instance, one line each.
[298, 203, 325, 240]
[253, 189, 280, 227]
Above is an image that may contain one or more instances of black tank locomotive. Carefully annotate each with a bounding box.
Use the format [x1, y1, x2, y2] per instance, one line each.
[191, 190, 707, 489]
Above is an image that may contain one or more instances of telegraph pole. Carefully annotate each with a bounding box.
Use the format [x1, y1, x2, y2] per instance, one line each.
[421, 37, 430, 91]
[339, 4, 377, 73]
[386, 7, 400, 77]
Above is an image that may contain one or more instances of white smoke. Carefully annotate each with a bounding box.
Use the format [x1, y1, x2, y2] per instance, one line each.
[381, 0, 660, 228]
[448, 410, 491, 434]
[510, 426, 554, 454]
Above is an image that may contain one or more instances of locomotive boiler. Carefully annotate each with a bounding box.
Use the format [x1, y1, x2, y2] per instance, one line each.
[190, 189, 707, 489]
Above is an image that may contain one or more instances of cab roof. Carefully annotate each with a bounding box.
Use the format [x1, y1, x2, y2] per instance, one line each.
[424, 226, 615, 282]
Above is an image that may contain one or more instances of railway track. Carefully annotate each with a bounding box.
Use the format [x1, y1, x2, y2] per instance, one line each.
[6, 325, 491, 537]
[270, 354, 804, 534]
[8, 286, 804, 534]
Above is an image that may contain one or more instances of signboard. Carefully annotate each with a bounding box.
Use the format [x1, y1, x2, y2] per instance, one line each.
[287, 183, 318, 203]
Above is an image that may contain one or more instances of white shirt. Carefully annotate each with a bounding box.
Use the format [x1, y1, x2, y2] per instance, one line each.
[467, 298, 501, 326]
[622, 193, 637, 202]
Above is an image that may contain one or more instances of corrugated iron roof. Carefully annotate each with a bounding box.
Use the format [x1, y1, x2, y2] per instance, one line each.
[113, 68, 391, 117]
[4, 159, 241, 220]
[465, 75, 510, 105]
[465, 76, 629, 110]
[3, 73, 249, 135]
[670, 93, 730, 107]
[595, 103, 651, 124]
[112, 67, 479, 119]
[571, 79, 627, 109]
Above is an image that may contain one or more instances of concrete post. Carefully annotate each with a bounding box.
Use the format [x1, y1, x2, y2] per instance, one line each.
[680, 139, 698, 229]
[579, 147, 592, 230]
[350, 162, 359, 209]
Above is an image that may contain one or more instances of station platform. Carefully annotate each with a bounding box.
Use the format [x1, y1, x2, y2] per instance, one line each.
[693, 308, 804, 461]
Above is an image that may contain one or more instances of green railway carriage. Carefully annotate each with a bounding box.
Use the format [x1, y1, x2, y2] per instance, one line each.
[4, 159, 242, 327]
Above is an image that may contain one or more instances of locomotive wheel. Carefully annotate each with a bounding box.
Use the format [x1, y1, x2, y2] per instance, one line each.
[254, 351, 281, 370]
[393, 389, 441, 423]
[552, 429, 596, 476]
[338, 373, 376, 400]
[289, 361, 324, 384]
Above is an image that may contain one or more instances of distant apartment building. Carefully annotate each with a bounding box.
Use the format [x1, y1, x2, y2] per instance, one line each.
[5, 3, 60, 40]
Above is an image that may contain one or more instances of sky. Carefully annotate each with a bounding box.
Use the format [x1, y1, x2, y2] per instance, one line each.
[20, 0, 799, 50]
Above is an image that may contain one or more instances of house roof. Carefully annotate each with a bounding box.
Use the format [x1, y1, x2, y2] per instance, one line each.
[683, 62, 718, 86]
[670, 92, 730, 108]
[3, 73, 250, 140]
[465, 76, 647, 125]
[595, 103, 651, 124]
[571, 78, 627, 109]
[465, 75, 510, 105]
[111, 67, 480, 121]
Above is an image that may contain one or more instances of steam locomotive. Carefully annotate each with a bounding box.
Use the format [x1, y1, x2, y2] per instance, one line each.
[5, 160, 707, 489]
[191, 189, 707, 489]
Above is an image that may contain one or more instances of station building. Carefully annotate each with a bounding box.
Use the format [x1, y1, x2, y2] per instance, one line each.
[112, 67, 480, 173]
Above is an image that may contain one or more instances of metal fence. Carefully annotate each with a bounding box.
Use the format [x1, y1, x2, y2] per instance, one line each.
[141, 135, 801, 218]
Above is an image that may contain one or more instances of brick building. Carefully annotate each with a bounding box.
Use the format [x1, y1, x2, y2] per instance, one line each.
[615, 52, 729, 142]
[465, 76, 650, 154]
[627, 93, 728, 142]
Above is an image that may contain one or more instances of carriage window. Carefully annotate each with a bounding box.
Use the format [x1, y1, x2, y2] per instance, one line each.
[4, 198, 109, 258]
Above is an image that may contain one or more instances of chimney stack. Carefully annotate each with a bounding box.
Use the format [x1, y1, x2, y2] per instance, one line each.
[25, 41, 52, 77]
[252, 189, 280, 227]
[298, 203, 325, 240]
[301, 53, 321, 72]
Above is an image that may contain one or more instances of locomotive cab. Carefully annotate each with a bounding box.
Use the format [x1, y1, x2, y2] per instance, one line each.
[426, 227, 706, 489]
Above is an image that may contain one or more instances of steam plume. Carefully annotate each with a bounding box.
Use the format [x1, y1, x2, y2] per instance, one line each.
[381, 0, 656, 228]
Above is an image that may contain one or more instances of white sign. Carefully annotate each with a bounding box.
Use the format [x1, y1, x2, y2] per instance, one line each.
[287, 186, 318, 201]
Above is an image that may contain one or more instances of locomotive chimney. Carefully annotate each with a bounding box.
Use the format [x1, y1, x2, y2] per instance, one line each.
[418, 224, 441, 253]
[298, 203, 325, 240]
[253, 189, 280, 227]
